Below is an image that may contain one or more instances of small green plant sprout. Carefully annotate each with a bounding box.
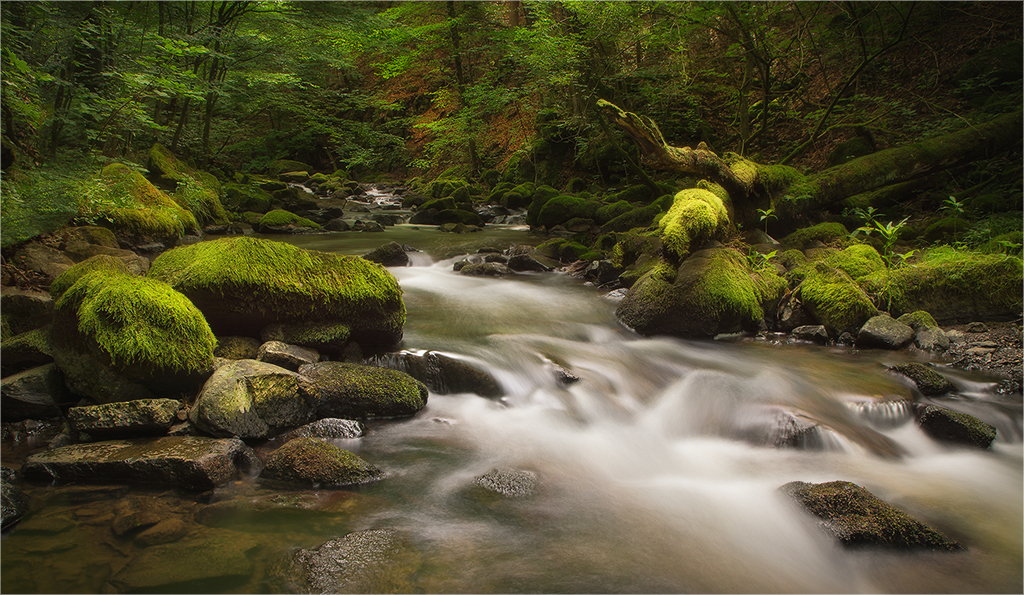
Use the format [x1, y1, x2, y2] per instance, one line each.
[857, 217, 909, 267]
[941, 196, 966, 217]
[893, 249, 917, 267]
[757, 207, 777, 233]
[747, 247, 777, 270]
[850, 206, 880, 225]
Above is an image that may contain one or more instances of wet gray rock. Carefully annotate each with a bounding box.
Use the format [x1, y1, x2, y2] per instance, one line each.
[791, 325, 829, 344]
[1, 326, 54, 377]
[62, 242, 150, 275]
[281, 418, 366, 441]
[325, 218, 351, 232]
[896, 311, 950, 353]
[1, 472, 29, 530]
[257, 340, 320, 372]
[781, 480, 962, 550]
[261, 437, 384, 488]
[363, 241, 410, 267]
[370, 350, 503, 398]
[290, 528, 421, 594]
[887, 363, 955, 396]
[67, 398, 183, 440]
[190, 359, 313, 439]
[1, 287, 54, 336]
[474, 468, 538, 498]
[856, 315, 914, 349]
[1, 363, 67, 422]
[914, 404, 996, 449]
[507, 253, 551, 272]
[22, 436, 260, 490]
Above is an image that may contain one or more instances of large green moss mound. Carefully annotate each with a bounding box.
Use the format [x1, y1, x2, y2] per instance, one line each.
[867, 247, 1023, 323]
[782, 222, 848, 249]
[616, 248, 786, 338]
[147, 237, 405, 347]
[222, 183, 272, 213]
[537, 196, 601, 229]
[658, 189, 730, 260]
[52, 269, 216, 403]
[799, 263, 878, 335]
[148, 143, 228, 225]
[50, 254, 132, 300]
[98, 163, 198, 244]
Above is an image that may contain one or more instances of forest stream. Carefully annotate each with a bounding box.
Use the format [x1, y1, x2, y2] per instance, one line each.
[3, 191, 1022, 593]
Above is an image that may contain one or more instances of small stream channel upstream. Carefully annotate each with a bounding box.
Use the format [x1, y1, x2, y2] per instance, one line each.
[2, 187, 1022, 593]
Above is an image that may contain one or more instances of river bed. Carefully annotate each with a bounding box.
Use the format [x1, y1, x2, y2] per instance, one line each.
[2, 210, 1021, 593]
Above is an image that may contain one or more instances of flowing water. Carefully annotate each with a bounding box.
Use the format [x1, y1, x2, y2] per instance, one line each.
[2, 194, 1022, 593]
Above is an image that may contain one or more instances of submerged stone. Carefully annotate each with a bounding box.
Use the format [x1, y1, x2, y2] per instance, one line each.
[290, 528, 421, 594]
[474, 468, 538, 498]
[107, 532, 256, 593]
[887, 363, 955, 396]
[781, 480, 962, 550]
[22, 436, 259, 491]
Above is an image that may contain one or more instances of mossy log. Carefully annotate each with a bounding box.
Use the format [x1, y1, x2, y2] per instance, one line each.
[599, 99, 1022, 223]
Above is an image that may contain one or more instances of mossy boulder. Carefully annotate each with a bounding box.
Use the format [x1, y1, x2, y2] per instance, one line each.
[537, 196, 601, 229]
[258, 209, 321, 233]
[97, 163, 198, 245]
[363, 242, 410, 267]
[1, 363, 67, 422]
[434, 208, 483, 227]
[658, 188, 730, 260]
[148, 237, 405, 348]
[799, 263, 878, 335]
[261, 321, 352, 355]
[299, 361, 427, 420]
[782, 222, 848, 250]
[896, 311, 950, 352]
[190, 359, 313, 438]
[616, 248, 787, 339]
[922, 217, 970, 243]
[50, 254, 132, 300]
[51, 269, 216, 404]
[1, 326, 54, 377]
[887, 363, 955, 396]
[267, 160, 314, 177]
[601, 203, 663, 233]
[67, 398, 183, 440]
[596, 200, 634, 223]
[261, 437, 384, 488]
[865, 247, 1023, 323]
[781, 480, 961, 550]
[222, 183, 272, 213]
[147, 143, 229, 225]
[826, 244, 886, 280]
[914, 404, 996, 449]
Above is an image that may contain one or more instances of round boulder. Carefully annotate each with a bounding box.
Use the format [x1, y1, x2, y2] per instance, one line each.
[299, 361, 428, 420]
[261, 437, 384, 488]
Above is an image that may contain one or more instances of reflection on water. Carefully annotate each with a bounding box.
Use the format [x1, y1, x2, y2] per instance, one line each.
[2, 223, 1021, 593]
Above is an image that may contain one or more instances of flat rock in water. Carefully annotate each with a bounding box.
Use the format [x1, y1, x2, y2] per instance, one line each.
[290, 528, 421, 594]
[856, 315, 914, 349]
[261, 437, 384, 488]
[107, 533, 256, 593]
[781, 480, 962, 550]
[67, 398, 182, 440]
[791, 325, 829, 344]
[474, 468, 538, 498]
[22, 436, 260, 491]
[914, 404, 996, 449]
[281, 418, 366, 441]
[370, 350, 503, 398]
[887, 363, 955, 396]
[1, 363, 67, 422]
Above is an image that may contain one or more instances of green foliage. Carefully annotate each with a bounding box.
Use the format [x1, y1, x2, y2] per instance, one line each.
[1, 156, 98, 247]
[856, 217, 909, 266]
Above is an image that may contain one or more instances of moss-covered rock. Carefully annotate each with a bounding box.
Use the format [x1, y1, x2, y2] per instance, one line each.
[866, 247, 1022, 323]
[147, 143, 229, 225]
[658, 189, 730, 260]
[190, 359, 313, 438]
[97, 163, 198, 245]
[799, 263, 878, 335]
[782, 222, 848, 250]
[537, 196, 601, 229]
[914, 404, 996, 449]
[262, 437, 384, 488]
[52, 269, 216, 404]
[258, 209, 321, 233]
[148, 237, 405, 348]
[596, 200, 634, 223]
[888, 363, 955, 396]
[601, 203, 663, 233]
[616, 248, 786, 339]
[1, 326, 54, 377]
[896, 310, 950, 352]
[781, 480, 962, 550]
[267, 160, 314, 177]
[67, 398, 183, 440]
[50, 254, 132, 300]
[827, 244, 886, 280]
[222, 183, 272, 213]
[434, 208, 483, 227]
[299, 361, 427, 420]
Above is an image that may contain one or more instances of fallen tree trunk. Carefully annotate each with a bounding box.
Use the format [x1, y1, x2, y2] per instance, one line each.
[598, 99, 1022, 223]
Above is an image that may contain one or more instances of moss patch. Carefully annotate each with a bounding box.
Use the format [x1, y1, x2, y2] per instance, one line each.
[222, 183, 272, 213]
[148, 144, 228, 225]
[50, 255, 132, 300]
[826, 244, 886, 281]
[258, 209, 321, 232]
[658, 188, 730, 260]
[866, 247, 1022, 322]
[782, 222, 848, 250]
[301, 361, 427, 419]
[537, 196, 601, 229]
[262, 438, 384, 488]
[98, 163, 198, 242]
[799, 263, 878, 334]
[147, 237, 405, 346]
